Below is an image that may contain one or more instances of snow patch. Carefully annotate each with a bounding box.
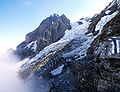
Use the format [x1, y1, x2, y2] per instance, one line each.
[111, 37, 120, 54]
[62, 19, 90, 41]
[52, 21, 54, 24]
[27, 40, 70, 65]
[95, 11, 118, 34]
[111, 40, 115, 54]
[107, 0, 117, 9]
[107, 0, 120, 9]
[50, 65, 64, 75]
[24, 40, 37, 52]
[105, 10, 111, 14]
[116, 39, 119, 53]
[117, 0, 120, 8]
[63, 36, 93, 58]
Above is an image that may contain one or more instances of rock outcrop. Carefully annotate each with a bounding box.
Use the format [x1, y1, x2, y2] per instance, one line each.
[87, 0, 119, 34]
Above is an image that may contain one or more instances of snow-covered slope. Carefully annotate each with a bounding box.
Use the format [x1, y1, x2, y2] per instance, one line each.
[19, 18, 91, 70]
[19, 9, 118, 76]
[18, 0, 120, 68]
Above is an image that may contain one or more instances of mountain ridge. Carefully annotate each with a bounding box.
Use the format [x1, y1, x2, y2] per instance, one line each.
[15, 14, 71, 60]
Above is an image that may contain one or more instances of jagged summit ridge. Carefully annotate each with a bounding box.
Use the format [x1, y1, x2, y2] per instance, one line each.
[16, 14, 71, 60]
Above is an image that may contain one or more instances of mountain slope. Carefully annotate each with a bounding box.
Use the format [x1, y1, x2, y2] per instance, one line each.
[16, 0, 120, 92]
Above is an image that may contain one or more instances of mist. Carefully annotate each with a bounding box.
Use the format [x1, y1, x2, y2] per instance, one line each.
[0, 52, 31, 92]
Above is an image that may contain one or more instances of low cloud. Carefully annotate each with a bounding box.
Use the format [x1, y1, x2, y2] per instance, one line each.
[0, 53, 31, 92]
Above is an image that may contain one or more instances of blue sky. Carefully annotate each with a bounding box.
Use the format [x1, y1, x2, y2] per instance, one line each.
[0, 0, 112, 53]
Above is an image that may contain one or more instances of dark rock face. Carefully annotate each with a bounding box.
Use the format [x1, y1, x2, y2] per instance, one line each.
[88, 3, 120, 91]
[91, 12, 120, 56]
[16, 14, 71, 60]
[96, 57, 120, 92]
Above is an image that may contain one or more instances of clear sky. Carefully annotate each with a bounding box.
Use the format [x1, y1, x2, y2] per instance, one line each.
[0, 0, 112, 53]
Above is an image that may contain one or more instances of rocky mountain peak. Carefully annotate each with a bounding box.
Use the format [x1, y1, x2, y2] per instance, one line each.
[16, 14, 71, 60]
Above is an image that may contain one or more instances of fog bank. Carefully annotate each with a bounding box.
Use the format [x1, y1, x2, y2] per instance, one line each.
[0, 53, 31, 92]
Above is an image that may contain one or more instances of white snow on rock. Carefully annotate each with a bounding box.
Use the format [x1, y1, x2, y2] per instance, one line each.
[116, 39, 119, 53]
[63, 35, 94, 59]
[111, 40, 115, 54]
[62, 19, 90, 41]
[111, 37, 120, 54]
[24, 40, 37, 52]
[95, 11, 118, 34]
[24, 18, 91, 65]
[117, 0, 120, 8]
[50, 65, 64, 75]
[105, 10, 111, 14]
[107, 0, 120, 9]
[107, 0, 117, 9]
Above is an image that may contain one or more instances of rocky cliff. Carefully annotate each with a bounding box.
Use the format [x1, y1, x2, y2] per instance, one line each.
[16, 14, 71, 60]
[17, 0, 120, 92]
